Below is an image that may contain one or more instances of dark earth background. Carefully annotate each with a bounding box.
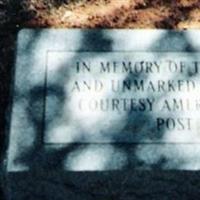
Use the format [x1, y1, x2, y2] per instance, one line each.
[1, 0, 200, 199]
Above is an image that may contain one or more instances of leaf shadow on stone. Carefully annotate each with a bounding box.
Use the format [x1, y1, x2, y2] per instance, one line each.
[8, 30, 200, 200]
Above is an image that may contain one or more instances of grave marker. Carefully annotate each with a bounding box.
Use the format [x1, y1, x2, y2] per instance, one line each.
[6, 29, 200, 172]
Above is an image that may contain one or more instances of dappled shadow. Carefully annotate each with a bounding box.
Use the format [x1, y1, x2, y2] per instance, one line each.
[9, 30, 200, 170]
[5, 29, 200, 200]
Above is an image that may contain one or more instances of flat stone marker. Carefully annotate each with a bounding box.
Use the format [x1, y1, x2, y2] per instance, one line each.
[6, 29, 200, 174]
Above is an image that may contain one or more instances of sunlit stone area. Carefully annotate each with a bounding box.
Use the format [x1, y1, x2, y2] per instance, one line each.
[7, 30, 200, 173]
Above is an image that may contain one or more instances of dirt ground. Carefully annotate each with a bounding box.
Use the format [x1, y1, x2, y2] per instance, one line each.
[1, 0, 200, 29]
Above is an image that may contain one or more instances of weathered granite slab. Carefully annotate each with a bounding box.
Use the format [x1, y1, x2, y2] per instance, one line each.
[5, 29, 200, 175]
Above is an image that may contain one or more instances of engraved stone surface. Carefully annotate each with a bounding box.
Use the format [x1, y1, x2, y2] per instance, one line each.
[45, 51, 200, 144]
[6, 29, 200, 174]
